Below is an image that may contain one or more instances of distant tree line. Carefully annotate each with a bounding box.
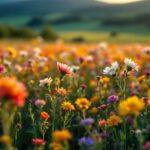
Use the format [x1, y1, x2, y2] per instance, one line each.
[102, 13, 150, 27]
[26, 15, 85, 27]
[0, 25, 58, 40]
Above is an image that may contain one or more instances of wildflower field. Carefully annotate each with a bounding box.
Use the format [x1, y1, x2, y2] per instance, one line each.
[0, 39, 150, 150]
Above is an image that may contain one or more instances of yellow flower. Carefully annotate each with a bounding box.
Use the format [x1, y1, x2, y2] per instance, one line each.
[8, 47, 17, 59]
[75, 98, 91, 110]
[91, 96, 100, 103]
[52, 129, 72, 142]
[147, 90, 150, 99]
[90, 80, 97, 87]
[0, 135, 11, 144]
[61, 101, 75, 111]
[99, 77, 110, 84]
[118, 96, 145, 116]
[50, 142, 64, 150]
[89, 107, 98, 114]
[103, 83, 108, 89]
[55, 78, 60, 86]
[137, 75, 146, 83]
[100, 90, 105, 95]
[29, 80, 34, 84]
[107, 115, 122, 126]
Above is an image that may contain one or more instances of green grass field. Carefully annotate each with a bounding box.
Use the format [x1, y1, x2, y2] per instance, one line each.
[0, 15, 150, 43]
[60, 31, 150, 43]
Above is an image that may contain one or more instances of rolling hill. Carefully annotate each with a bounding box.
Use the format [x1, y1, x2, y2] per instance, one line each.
[0, 0, 150, 35]
[0, 0, 150, 17]
[0, 0, 104, 16]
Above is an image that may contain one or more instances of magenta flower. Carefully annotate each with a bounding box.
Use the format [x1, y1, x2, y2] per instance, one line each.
[107, 95, 118, 103]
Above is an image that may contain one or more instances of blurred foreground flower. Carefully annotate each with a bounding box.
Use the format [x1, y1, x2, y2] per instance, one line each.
[0, 135, 11, 144]
[143, 141, 150, 150]
[0, 77, 27, 150]
[118, 96, 145, 116]
[0, 77, 27, 107]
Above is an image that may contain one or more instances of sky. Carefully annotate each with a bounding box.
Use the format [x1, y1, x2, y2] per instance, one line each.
[97, 0, 142, 4]
[0, 0, 27, 4]
[0, 0, 143, 4]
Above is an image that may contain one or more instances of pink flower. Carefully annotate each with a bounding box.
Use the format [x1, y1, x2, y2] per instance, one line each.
[32, 139, 46, 146]
[143, 141, 150, 150]
[34, 99, 46, 108]
[0, 65, 6, 73]
[57, 62, 72, 76]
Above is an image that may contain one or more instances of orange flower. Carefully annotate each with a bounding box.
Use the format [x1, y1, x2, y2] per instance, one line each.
[0, 135, 11, 144]
[107, 115, 122, 126]
[98, 120, 106, 127]
[50, 142, 64, 150]
[52, 129, 72, 142]
[0, 77, 27, 107]
[40, 112, 49, 120]
[57, 88, 67, 96]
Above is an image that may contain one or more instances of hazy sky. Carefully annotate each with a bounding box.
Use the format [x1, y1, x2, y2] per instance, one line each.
[97, 0, 142, 4]
[0, 0, 27, 4]
[0, 0, 143, 4]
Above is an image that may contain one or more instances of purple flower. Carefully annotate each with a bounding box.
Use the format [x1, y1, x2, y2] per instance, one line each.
[97, 133, 110, 139]
[29, 99, 36, 104]
[77, 57, 84, 63]
[107, 95, 118, 103]
[81, 118, 94, 126]
[143, 97, 148, 103]
[79, 137, 94, 147]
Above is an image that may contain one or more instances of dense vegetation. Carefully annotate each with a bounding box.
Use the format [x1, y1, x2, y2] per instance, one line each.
[0, 25, 58, 40]
[0, 41, 149, 150]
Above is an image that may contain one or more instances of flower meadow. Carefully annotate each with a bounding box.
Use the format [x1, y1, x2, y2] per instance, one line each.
[0, 40, 150, 150]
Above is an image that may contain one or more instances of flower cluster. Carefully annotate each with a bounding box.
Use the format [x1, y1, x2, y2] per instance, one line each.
[0, 42, 149, 150]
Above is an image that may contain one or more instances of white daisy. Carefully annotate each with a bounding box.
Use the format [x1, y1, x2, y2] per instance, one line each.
[111, 61, 119, 70]
[71, 65, 80, 72]
[39, 77, 52, 87]
[103, 61, 119, 76]
[124, 58, 139, 71]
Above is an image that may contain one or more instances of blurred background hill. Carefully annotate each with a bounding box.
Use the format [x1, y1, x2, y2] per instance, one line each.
[0, 0, 150, 42]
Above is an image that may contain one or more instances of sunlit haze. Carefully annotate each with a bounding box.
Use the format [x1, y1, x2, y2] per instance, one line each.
[96, 0, 142, 4]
